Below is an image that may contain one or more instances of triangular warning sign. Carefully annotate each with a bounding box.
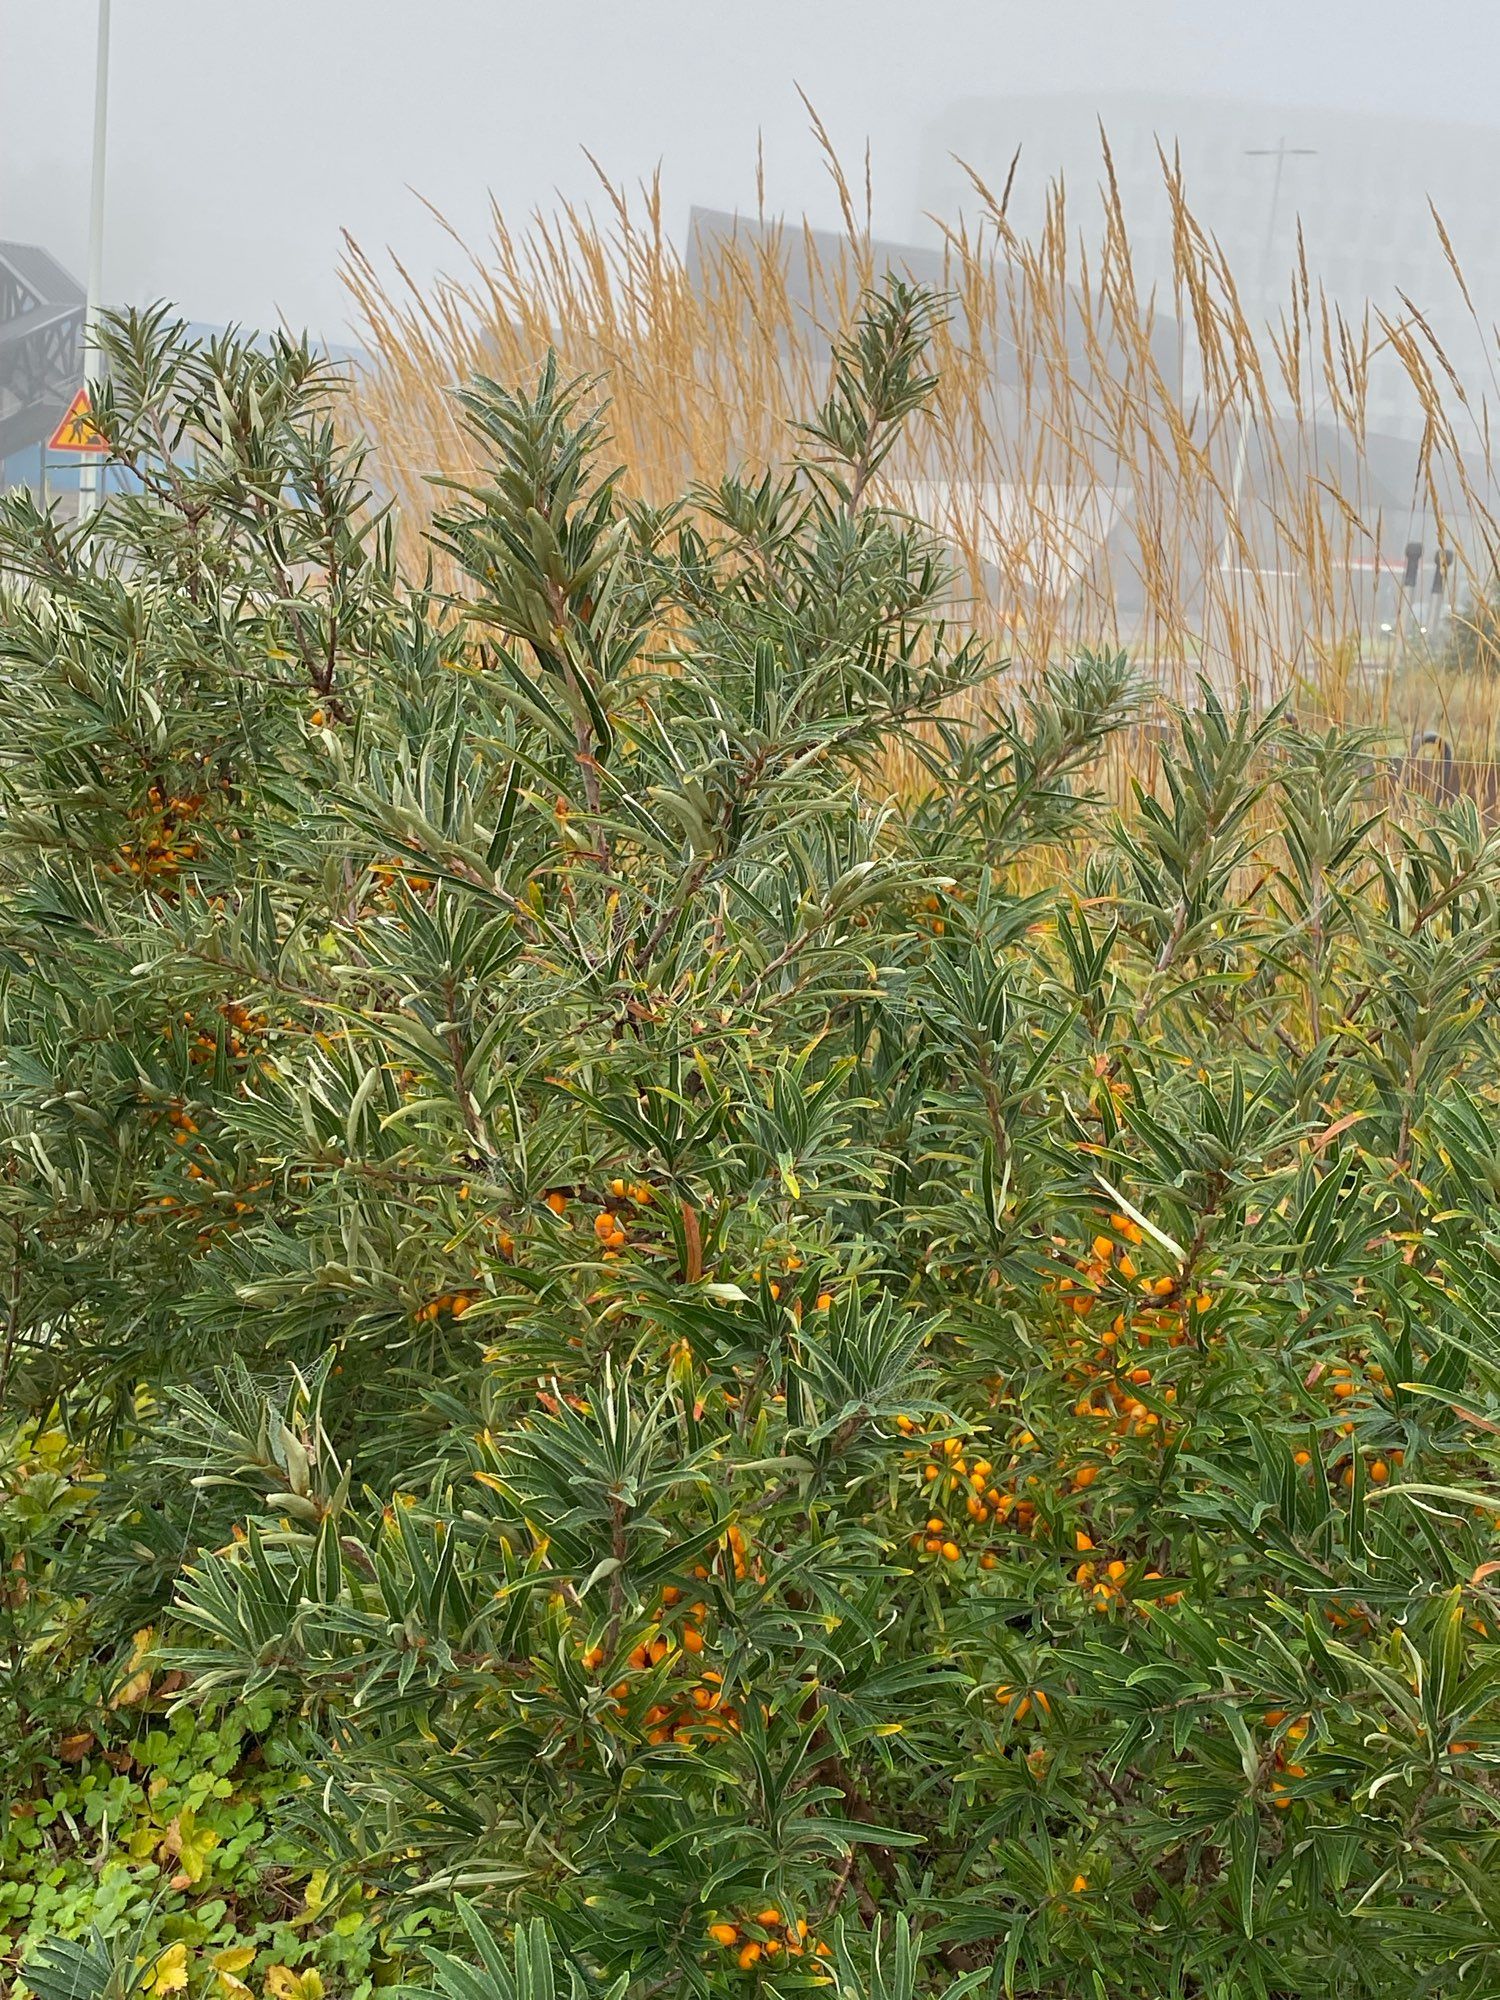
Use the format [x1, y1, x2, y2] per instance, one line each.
[47, 387, 109, 454]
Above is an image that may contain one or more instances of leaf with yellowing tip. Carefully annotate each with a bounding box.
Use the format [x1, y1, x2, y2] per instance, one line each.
[1093, 1174, 1184, 1264]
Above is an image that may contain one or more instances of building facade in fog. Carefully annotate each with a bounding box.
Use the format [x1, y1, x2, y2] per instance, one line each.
[916, 93, 1500, 445]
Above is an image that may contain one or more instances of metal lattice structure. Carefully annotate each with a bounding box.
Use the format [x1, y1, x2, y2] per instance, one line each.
[0, 242, 84, 465]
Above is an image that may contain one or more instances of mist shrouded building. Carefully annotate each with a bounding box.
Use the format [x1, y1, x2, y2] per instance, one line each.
[915, 91, 1500, 447]
[685, 196, 1488, 676]
[0, 241, 83, 490]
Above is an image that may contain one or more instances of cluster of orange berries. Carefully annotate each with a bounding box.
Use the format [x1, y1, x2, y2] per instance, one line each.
[593, 1210, 630, 1255]
[993, 1681, 1052, 1724]
[723, 1522, 755, 1582]
[541, 1179, 656, 1260]
[904, 1425, 1016, 1567]
[1050, 1216, 1145, 1318]
[114, 785, 205, 885]
[415, 1289, 480, 1323]
[584, 1590, 738, 1746]
[369, 857, 433, 894]
[1309, 1357, 1404, 1487]
[707, 1910, 831, 1970]
[751, 1253, 835, 1317]
[1052, 1216, 1210, 1332]
[1040, 1216, 1211, 1486]
[915, 892, 947, 937]
[138, 1101, 265, 1242]
[1070, 1530, 1179, 1614]
[181, 1001, 269, 1067]
[1264, 1710, 1312, 1808]
[1068, 1358, 1178, 1450]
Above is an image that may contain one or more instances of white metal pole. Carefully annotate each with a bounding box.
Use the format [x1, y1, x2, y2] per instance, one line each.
[78, 0, 111, 522]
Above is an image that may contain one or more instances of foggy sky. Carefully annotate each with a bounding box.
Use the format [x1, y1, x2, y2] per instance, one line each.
[4, 0, 1500, 341]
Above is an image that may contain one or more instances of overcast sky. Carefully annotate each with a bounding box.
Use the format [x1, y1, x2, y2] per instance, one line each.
[4, 0, 1500, 340]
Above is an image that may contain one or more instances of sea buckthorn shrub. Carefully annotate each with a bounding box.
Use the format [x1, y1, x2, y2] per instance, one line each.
[4, 294, 1500, 2000]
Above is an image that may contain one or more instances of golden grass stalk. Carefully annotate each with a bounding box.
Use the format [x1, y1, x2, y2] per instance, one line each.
[341, 131, 1500, 784]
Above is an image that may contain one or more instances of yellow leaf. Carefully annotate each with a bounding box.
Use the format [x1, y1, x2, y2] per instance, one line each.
[112, 1667, 154, 1709]
[148, 1944, 190, 1996]
[212, 1950, 256, 1976]
[266, 1971, 323, 2000]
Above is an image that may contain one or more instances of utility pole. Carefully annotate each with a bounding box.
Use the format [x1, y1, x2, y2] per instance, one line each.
[1216, 138, 1317, 577]
[77, 0, 111, 523]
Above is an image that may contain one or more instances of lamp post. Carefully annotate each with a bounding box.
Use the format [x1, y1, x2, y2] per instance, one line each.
[77, 0, 111, 523]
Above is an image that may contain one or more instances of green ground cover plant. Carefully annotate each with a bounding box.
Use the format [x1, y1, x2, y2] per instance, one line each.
[4, 289, 1500, 1999]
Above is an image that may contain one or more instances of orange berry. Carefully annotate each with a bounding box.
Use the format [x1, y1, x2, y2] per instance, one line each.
[544, 1191, 567, 1216]
[941, 1540, 961, 1562]
[683, 1626, 705, 1654]
[1071, 1873, 1088, 1894]
[710, 1924, 739, 1948]
[738, 1944, 761, 1969]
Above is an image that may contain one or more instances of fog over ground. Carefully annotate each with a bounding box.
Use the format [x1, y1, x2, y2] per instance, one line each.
[3, 0, 1500, 341]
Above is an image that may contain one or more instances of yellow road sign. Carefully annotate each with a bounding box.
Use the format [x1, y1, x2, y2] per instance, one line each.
[47, 387, 108, 454]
